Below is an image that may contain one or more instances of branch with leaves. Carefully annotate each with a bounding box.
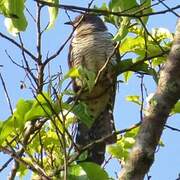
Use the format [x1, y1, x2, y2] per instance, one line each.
[119, 18, 180, 180]
[0, 0, 180, 179]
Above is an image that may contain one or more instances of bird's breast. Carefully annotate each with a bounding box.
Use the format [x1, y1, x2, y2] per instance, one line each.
[71, 31, 116, 72]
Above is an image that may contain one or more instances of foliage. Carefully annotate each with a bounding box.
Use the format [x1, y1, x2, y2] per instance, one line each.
[0, 0, 59, 35]
[0, 0, 179, 179]
[107, 127, 139, 165]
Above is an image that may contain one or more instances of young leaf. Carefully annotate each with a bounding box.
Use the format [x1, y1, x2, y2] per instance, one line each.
[120, 36, 145, 55]
[78, 67, 96, 92]
[25, 93, 54, 121]
[0, 116, 14, 145]
[72, 102, 94, 128]
[64, 67, 80, 79]
[107, 127, 139, 162]
[126, 95, 141, 105]
[172, 101, 180, 114]
[113, 17, 129, 41]
[139, 0, 152, 24]
[46, 0, 59, 29]
[13, 99, 33, 128]
[123, 71, 133, 82]
[68, 164, 87, 180]
[79, 162, 109, 180]
[4, 0, 27, 35]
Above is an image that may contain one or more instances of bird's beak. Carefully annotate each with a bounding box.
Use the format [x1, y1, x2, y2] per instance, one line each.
[64, 21, 73, 25]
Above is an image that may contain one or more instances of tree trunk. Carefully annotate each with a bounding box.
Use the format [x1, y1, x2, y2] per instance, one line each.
[119, 18, 180, 180]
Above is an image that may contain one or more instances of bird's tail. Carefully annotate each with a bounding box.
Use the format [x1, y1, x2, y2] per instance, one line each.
[76, 107, 116, 165]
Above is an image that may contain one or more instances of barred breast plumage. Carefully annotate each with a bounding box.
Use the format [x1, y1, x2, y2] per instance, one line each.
[67, 14, 117, 165]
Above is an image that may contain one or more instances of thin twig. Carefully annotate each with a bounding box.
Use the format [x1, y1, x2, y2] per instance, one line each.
[0, 73, 13, 114]
[0, 158, 13, 172]
[138, 17, 166, 54]
[1, 148, 50, 180]
[35, 0, 180, 18]
[140, 74, 144, 121]
[25, 6, 36, 22]
[52, 122, 141, 175]
[36, 2, 44, 93]
[117, 50, 169, 74]
[0, 32, 37, 61]
[95, 42, 119, 85]
[165, 124, 180, 132]
[18, 34, 38, 86]
[158, 0, 180, 17]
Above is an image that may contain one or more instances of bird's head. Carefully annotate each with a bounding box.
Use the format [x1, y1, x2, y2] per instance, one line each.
[65, 14, 107, 34]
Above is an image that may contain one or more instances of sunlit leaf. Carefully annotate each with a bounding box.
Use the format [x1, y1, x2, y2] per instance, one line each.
[46, 0, 59, 29]
[113, 17, 129, 41]
[13, 99, 33, 128]
[79, 162, 109, 180]
[17, 163, 28, 178]
[4, 0, 27, 35]
[72, 102, 93, 128]
[150, 28, 173, 42]
[124, 126, 139, 137]
[0, 116, 14, 145]
[172, 101, 180, 114]
[126, 95, 141, 105]
[151, 56, 166, 67]
[68, 164, 87, 180]
[120, 36, 145, 55]
[107, 127, 139, 162]
[78, 67, 96, 92]
[123, 71, 133, 82]
[107, 143, 128, 160]
[109, 0, 138, 12]
[25, 93, 54, 121]
[64, 67, 80, 79]
[139, 0, 152, 24]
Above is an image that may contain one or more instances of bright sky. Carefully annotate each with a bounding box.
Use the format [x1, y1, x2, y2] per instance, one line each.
[0, 0, 180, 179]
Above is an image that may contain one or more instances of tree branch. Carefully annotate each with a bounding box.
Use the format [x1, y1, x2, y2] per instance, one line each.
[35, 0, 180, 18]
[0, 32, 37, 61]
[119, 18, 180, 180]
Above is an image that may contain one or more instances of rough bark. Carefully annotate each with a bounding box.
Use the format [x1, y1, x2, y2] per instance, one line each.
[119, 19, 180, 180]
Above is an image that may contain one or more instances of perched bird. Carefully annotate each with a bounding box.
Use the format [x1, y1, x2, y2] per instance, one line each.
[66, 14, 118, 165]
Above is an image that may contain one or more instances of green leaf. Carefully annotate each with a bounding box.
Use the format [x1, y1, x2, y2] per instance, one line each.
[116, 58, 157, 81]
[151, 28, 173, 42]
[123, 137, 135, 149]
[113, 17, 129, 41]
[72, 102, 93, 128]
[109, 0, 138, 12]
[68, 165, 87, 180]
[25, 93, 54, 121]
[151, 57, 166, 67]
[109, 0, 138, 39]
[79, 162, 109, 180]
[46, 0, 59, 29]
[123, 71, 133, 82]
[0, 0, 18, 18]
[159, 139, 165, 147]
[172, 101, 180, 114]
[64, 67, 80, 79]
[4, 0, 27, 35]
[107, 127, 139, 162]
[0, 116, 14, 145]
[120, 36, 145, 55]
[126, 95, 141, 105]
[13, 99, 33, 128]
[139, 0, 152, 24]
[78, 67, 96, 92]
[17, 163, 28, 178]
[124, 126, 139, 137]
[107, 143, 129, 160]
